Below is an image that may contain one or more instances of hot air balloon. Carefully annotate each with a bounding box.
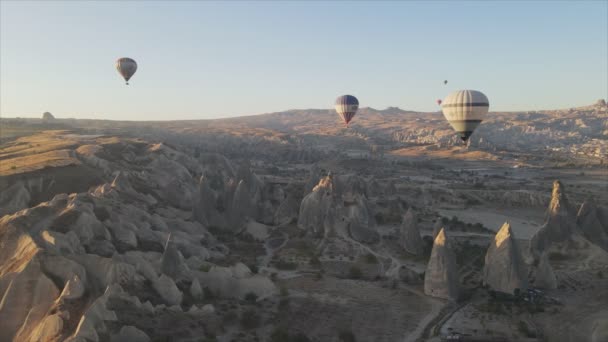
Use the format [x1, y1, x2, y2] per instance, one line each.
[441, 90, 489, 142]
[335, 95, 359, 126]
[436, 99, 442, 106]
[444, 80, 448, 85]
[116, 57, 137, 85]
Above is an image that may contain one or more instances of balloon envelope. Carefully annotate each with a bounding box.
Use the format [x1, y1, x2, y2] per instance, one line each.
[436, 99, 442, 105]
[444, 80, 448, 85]
[441, 90, 489, 142]
[335, 95, 359, 125]
[116, 57, 137, 84]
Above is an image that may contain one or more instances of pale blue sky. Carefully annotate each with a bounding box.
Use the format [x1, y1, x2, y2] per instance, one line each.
[1, 1, 606, 120]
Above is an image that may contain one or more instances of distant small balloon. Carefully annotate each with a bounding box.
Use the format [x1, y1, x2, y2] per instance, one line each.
[437, 99, 442, 106]
[444, 80, 448, 85]
[116, 57, 137, 85]
[335, 95, 359, 126]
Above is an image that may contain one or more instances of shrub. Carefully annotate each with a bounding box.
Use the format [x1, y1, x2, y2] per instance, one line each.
[292, 333, 311, 342]
[309, 255, 321, 267]
[240, 309, 260, 329]
[348, 266, 362, 279]
[364, 253, 378, 264]
[276, 260, 297, 270]
[517, 320, 536, 338]
[338, 330, 356, 342]
[203, 287, 216, 300]
[244, 292, 258, 303]
[222, 310, 238, 324]
[270, 327, 290, 342]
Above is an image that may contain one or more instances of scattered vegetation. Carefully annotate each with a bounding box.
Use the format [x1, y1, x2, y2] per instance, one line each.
[270, 328, 310, 342]
[348, 266, 362, 279]
[240, 309, 260, 329]
[548, 251, 569, 261]
[270, 328, 290, 342]
[244, 292, 258, 304]
[309, 255, 321, 267]
[203, 287, 216, 300]
[363, 253, 378, 264]
[275, 260, 298, 270]
[338, 330, 357, 342]
[517, 320, 537, 338]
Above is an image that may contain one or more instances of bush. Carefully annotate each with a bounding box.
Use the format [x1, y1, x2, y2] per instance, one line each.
[203, 287, 216, 300]
[292, 333, 311, 342]
[270, 328, 290, 342]
[240, 309, 260, 329]
[309, 255, 321, 267]
[338, 330, 356, 342]
[348, 266, 362, 279]
[276, 260, 297, 270]
[364, 253, 378, 264]
[222, 310, 238, 324]
[517, 320, 536, 338]
[244, 292, 258, 303]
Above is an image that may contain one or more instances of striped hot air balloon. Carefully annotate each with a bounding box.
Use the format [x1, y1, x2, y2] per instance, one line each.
[335, 95, 359, 126]
[436, 99, 442, 106]
[441, 90, 489, 142]
[115, 57, 137, 85]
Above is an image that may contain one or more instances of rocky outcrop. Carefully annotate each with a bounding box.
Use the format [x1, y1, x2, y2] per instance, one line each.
[483, 222, 528, 295]
[153, 274, 183, 306]
[577, 201, 608, 252]
[111, 325, 150, 342]
[0, 258, 60, 342]
[533, 252, 557, 289]
[400, 208, 423, 255]
[298, 173, 379, 243]
[67, 284, 120, 341]
[229, 180, 252, 231]
[197, 263, 276, 299]
[424, 228, 459, 301]
[273, 193, 300, 225]
[160, 234, 190, 280]
[42, 112, 55, 120]
[529, 180, 580, 257]
[190, 278, 203, 300]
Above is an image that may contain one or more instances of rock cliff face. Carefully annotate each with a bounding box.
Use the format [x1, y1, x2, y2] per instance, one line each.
[400, 208, 423, 255]
[482, 222, 528, 295]
[424, 228, 459, 301]
[529, 180, 580, 257]
[0, 138, 277, 341]
[298, 173, 379, 243]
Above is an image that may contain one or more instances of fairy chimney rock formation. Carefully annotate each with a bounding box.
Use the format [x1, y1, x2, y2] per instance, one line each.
[424, 228, 460, 301]
[483, 222, 528, 294]
[400, 208, 423, 255]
